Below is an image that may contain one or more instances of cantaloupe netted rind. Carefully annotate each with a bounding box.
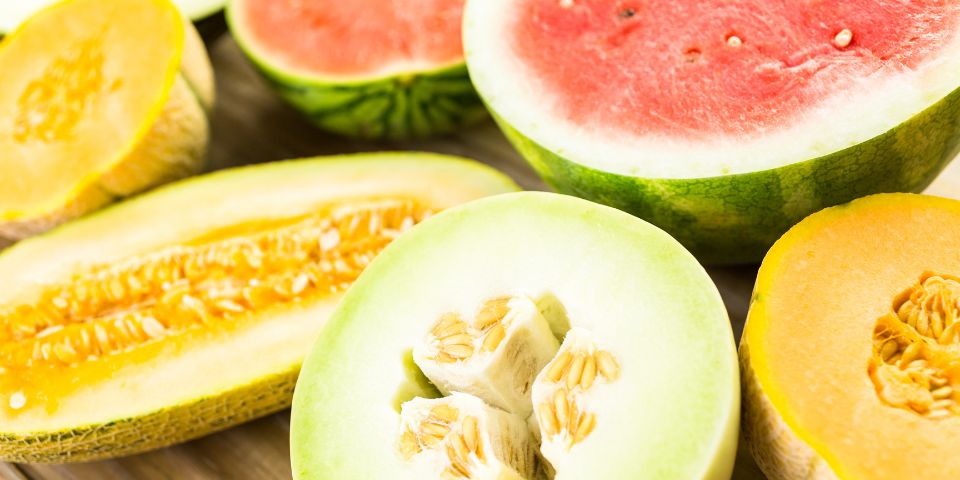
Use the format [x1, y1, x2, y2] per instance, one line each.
[741, 193, 960, 479]
[227, 0, 485, 139]
[291, 192, 739, 479]
[0, 0, 214, 246]
[0, 153, 518, 463]
[464, 0, 960, 264]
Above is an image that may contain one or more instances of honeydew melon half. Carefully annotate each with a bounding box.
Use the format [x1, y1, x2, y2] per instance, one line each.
[0, 0, 228, 33]
[464, 0, 960, 263]
[291, 192, 739, 479]
[227, 0, 486, 139]
[741, 193, 960, 479]
[0, 153, 517, 462]
[0, 0, 214, 245]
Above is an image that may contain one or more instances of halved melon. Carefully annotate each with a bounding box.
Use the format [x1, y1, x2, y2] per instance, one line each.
[291, 192, 739, 479]
[741, 193, 960, 479]
[464, 0, 960, 263]
[0, 0, 228, 33]
[0, 153, 518, 462]
[228, 0, 486, 139]
[0, 0, 214, 245]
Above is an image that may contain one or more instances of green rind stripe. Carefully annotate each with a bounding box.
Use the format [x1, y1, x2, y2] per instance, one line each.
[491, 85, 960, 264]
[227, 4, 486, 140]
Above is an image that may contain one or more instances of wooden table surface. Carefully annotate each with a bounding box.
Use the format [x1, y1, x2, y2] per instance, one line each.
[3, 25, 960, 480]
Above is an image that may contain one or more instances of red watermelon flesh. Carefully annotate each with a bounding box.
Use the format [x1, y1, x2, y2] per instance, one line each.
[242, 0, 465, 76]
[513, 0, 960, 137]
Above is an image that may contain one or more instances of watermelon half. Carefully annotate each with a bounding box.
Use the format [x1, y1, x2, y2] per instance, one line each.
[0, 0, 226, 33]
[228, 0, 486, 139]
[464, 0, 960, 263]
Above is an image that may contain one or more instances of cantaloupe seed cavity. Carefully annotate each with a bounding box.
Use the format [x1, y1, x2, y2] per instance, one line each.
[13, 38, 112, 143]
[0, 198, 433, 412]
[534, 328, 619, 450]
[397, 394, 538, 479]
[869, 272, 960, 419]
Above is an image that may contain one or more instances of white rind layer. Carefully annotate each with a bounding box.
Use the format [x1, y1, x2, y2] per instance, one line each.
[463, 0, 960, 179]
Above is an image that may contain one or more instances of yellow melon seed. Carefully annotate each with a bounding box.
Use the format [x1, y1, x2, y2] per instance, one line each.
[482, 324, 506, 352]
[538, 402, 559, 436]
[462, 416, 479, 453]
[596, 350, 620, 381]
[0, 200, 433, 374]
[399, 430, 420, 460]
[546, 351, 573, 383]
[553, 389, 570, 425]
[565, 353, 586, 390]
[430, 405, 460, 423]
[580, 354, 597, 390]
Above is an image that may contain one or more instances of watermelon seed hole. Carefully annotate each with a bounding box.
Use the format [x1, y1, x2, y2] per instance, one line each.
[618, 7, 636, 19]
[683, 48, 702, 62]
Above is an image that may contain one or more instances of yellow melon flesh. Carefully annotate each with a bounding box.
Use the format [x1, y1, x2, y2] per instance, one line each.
[742, 193, 960, 479]
[0, 0, 213, 244]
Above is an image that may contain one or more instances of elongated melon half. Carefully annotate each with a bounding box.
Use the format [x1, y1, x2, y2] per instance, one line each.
[742, 193, 960, 479]
[0, 153, 517, 463]
[0, 0, 214, 246]
[227, 0, 486, 139]
[0, 0, 227, 33]
[291, 192, 740, 479]
[464, 0, 960, 263]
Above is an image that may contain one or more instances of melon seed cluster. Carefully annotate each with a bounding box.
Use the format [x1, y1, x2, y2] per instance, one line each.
[0, 199, 431, 407]
[401, 300, 622, 477]
[533, 328, 619, 450]
[15, 38, 106, 143]
[869, 272, 960, 419]
[414, 296, 559, 415]
[397, 394, 537, 480]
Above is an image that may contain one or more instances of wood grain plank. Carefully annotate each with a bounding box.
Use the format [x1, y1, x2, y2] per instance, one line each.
[6, 26, 960, 480]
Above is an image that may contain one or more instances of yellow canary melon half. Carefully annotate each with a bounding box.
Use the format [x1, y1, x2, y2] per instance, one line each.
[0, 0, 214, 245]
[741, 193, 960, 479]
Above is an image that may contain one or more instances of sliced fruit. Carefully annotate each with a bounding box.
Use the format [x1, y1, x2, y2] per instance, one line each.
[397, 393, 539, 479]
[464, 0, 960, 263]
[291, 192, 739, 479]
[0, 0, 227, 33]
[741, 193, 960, 479]
[0, 0, 214, 246]
[0, 153, 517, 462]
[227, 0, 485, 139]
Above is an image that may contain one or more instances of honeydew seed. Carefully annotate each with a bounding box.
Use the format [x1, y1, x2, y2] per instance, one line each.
[834, 29, 853, 48]
[596, 350, 621, 381]
[565, 353, 586, 390]
[397, 394, 537, 479]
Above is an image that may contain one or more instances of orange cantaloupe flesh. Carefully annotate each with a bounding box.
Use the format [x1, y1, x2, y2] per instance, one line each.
[0, 0, 182, 217]
[743, 193, 960, 479]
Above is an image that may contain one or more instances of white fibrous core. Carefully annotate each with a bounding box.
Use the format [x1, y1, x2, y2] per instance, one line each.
[397, 393, 538, 480]
[413, 296, 559, 416]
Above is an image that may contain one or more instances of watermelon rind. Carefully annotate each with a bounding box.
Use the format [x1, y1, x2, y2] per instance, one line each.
[464, 0, 960, 264]
[489, 87, 960, 264]
[226, 2, 486, 140]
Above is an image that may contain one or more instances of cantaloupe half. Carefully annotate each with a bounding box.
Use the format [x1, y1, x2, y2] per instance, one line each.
[741, 193, 960, 479]
[0, 0, 214, 245]
[0, 153, 517, 463]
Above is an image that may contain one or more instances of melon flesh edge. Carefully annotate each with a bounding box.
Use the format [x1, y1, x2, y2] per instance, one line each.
[291, 192, 739, 480]
[0, 154, 518, 462]
[464, 0, 960, 179]
[0, 16, 214, 244]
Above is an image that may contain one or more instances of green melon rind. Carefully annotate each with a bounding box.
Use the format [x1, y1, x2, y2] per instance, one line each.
[226, 4, 486, 140]
[484, 82, 960, 265]
[0, 367, 298, 463]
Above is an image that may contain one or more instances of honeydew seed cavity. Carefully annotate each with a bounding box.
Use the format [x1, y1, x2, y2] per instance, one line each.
[532, 327, 621, 465]
[413, 296, 560, 416]
[396, 393, 539, 480]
